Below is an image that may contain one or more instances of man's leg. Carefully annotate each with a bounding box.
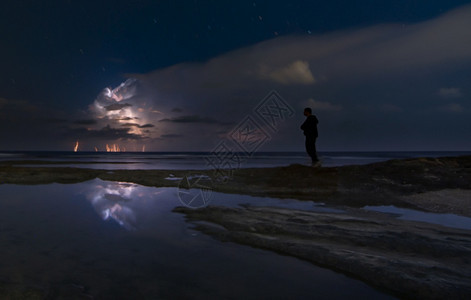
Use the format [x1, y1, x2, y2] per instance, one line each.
[305, 137, 319, 163]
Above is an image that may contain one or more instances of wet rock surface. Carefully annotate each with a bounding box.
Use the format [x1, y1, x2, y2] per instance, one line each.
[173, 205, 471, 299]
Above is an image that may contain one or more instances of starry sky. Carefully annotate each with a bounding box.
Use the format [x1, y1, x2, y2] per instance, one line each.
[1, 0, 470, 151]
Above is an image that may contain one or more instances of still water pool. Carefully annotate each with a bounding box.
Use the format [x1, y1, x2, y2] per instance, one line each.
[0, 179, 394, 299]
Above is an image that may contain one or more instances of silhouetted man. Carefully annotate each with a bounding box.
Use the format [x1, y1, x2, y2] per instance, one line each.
[301, 107, 320, 167]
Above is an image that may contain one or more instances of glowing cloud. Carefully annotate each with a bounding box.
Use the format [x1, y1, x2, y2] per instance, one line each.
[261, 60, 315, 85]
[84, 78, 161, 150]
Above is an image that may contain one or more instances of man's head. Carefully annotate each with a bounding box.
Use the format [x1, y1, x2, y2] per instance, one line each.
[304, 107, 312, 117]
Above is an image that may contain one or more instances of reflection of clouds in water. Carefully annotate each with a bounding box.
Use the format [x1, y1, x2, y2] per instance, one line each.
[102, 203, 135, 230]
[85, 181, 163, 230]
[82, 179, 348, 232]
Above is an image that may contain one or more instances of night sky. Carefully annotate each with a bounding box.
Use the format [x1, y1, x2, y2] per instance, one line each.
[1, 0, 470, 151]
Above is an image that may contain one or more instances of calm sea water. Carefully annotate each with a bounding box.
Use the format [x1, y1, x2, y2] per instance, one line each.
[1, 150, 470, 169]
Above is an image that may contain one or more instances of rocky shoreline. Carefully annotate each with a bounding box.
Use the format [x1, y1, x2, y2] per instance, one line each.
[1, 155, 470, 215]
[1, 155, 471, 298]
[173, 205, 471, 299]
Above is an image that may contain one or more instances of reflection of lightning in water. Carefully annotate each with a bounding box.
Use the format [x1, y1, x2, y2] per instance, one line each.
[82, 180, 171, 230]
[86, 181, 139, 230]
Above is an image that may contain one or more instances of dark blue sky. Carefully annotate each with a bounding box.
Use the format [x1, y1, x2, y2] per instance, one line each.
[1, 0, 468, 106]
[1, 1, 471, 151]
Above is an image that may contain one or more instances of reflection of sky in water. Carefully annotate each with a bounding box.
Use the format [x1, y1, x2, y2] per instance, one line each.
[86, 181, 154, 230]
[81, 179, 471, 232]
[0, 180, 393, 299]
[83, 180, 184, 232]
[0, 178, 467, 298]
[83, 179, 343, 230]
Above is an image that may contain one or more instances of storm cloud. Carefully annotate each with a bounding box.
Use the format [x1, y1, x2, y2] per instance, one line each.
[67, 125, 144, 141]
[104, 103, 132, 111]
[128, 4, 471, 151]
[2, 4, 471, 151]
[121, 123, 155, 128]
[159, 115, 232, 125]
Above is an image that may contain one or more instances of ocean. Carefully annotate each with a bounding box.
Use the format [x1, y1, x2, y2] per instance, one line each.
[1, 150, 470, 170]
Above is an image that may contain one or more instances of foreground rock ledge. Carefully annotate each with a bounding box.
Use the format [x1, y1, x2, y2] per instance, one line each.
[174, 205, 471, 299]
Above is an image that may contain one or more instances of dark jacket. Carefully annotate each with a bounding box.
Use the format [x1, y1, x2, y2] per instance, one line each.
[301, 115, 318, 137]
